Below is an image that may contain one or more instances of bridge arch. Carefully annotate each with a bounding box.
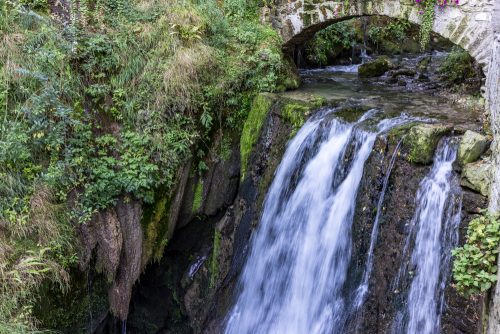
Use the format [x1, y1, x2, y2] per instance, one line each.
[276, 0, 495, 71]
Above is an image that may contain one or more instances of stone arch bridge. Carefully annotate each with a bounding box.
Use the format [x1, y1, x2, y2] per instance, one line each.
[274, 0, 497, 71]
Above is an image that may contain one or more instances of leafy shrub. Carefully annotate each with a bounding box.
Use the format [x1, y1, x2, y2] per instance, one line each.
[368, 18, 411, 49]
[452, 213, 500, 296]
[305, 21, 356, 66]
[438, 46, 478, 87]
[1, 0, 292, 329]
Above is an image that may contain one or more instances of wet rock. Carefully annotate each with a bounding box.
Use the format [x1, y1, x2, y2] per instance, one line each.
[386, 77, 398, 84]
[417, 55, 431, 72]
[461, 159, 492, 197]
[457, 130, 489, 165]
[109, 199, 143, 320]
[79, 209, 123, 281]
[358, 56, 390, 78]
[418, 73, 430, 82]
[391, 68, 417, 78]
[142, 161, 192, 264]
[462, 189, 488, 214]
[404, 123, 453, 164]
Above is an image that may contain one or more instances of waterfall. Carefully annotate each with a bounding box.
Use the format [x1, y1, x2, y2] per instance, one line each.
[405, 138, 462, 334]
[224, 109, 413, 334]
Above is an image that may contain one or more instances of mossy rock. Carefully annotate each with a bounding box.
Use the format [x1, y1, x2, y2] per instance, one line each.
[141, 186, 174, 263]
[386, 121, 419, 144]
[240, 93, 276, 180]
[380, 40, 401, 55]
[417, 55, 431, 72]
[358, 56, 390, 78]
[404, 123, 453, 164]
[240, 92, 326, 180]
[34, 270, 109, 333]
[334, 105, 372, 123]
[461, 159, 492, 197]
[279, 93, 326, 135]
[458, 130, 489, 165]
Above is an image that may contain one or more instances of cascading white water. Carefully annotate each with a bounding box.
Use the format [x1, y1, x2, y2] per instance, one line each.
[224, 109, 413, 334]
[405, 139, 462, 334]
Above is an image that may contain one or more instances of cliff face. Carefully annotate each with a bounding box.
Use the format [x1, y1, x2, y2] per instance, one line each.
[116, 93, 326, 333]
[79, 198, 143, 320]
[107, 92, 489, 334]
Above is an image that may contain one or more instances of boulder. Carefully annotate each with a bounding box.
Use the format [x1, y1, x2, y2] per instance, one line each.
[358, 57, 390, 78]
[457, 130, 489, 165]
[404, 123, 453, 164]
[461, 159, 492, 197]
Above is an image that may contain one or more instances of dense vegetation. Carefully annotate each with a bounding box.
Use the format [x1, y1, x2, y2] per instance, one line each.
[452, 213, 500, 296]
[0, 0, 295, 331]
[303, 17, 424, 67]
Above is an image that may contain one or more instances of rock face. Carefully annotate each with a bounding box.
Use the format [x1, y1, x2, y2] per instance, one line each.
[122, 93, 325, 334]
[358, 57, 390, 78]
[487, 3, 500, 333]
[462, 158, 493, 197]
[403, 123, 453, 164]
[458, 130, 489, 165]
[78, 198, 143, 321]
[348, 133, 485, 334]
[120, 99, 488, 334]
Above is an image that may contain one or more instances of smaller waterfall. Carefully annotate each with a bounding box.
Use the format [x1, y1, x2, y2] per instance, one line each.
[121, 320, 127, 334]
[405, 138, 462, 334]
[353, 139, 404, 310]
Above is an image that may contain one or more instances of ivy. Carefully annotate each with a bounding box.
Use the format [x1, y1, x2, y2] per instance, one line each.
[452, 213, 500, 296]
[418, 0, 435, 50]
[415, 0, 459, 50]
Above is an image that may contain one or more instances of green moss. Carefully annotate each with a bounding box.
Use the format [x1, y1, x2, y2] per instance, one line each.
[386, 121, 418, 143]
[279, 94, 325, 136]
[192, 180, 203, 213]
[209, 229, 222, 288]
[34, 271, 109, 333]
[240, 93, 275, 180]
[141, 186, 173, 262]
[403, 124, 452, 164]
[282, 102, 309, 136]
[358, 56, 390, 78]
